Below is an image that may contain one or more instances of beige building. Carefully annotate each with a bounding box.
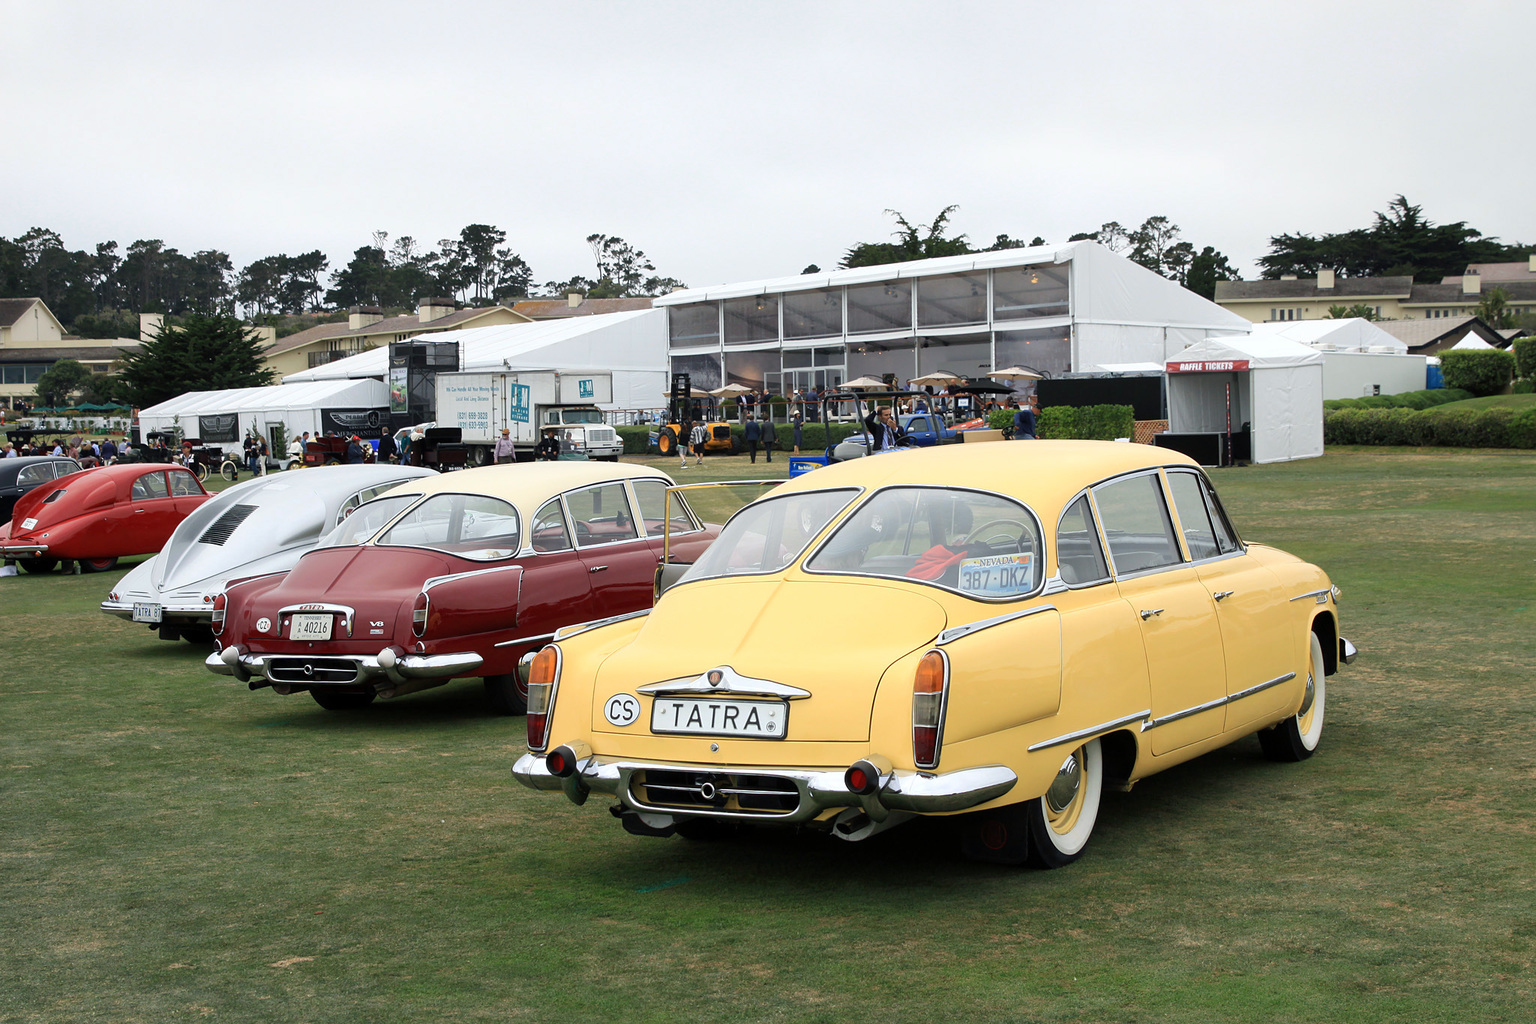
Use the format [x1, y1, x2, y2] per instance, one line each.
[511, 294, 653, 320]
[262, 298, 534, 380]
[1216, 257, 1536, 325]
[1, 298, 137, 411]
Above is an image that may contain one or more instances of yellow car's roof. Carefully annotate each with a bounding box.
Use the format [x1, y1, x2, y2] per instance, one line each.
[777, 440, 1200, 516]
[377, 461, 672, 507]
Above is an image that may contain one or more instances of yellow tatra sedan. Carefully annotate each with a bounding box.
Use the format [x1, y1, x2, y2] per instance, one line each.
[513, 441, 1355, 867]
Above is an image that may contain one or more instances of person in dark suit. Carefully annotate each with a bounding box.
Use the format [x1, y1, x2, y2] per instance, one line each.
[744, 413, 762, 463]
[862, 404, 905, 453]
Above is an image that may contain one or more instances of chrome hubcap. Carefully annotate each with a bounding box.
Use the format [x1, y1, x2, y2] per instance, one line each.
[1045, 752, 1081, 814]
[1299, 669, 1315, 718]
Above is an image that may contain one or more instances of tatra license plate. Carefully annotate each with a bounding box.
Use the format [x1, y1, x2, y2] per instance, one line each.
[132, 602, 162, 624]
[650, 697, 788, 739]
[290, 613, 334, 641]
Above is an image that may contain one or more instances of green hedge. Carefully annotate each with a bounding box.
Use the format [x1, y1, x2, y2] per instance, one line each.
[1440, 349, 1515, 396]
[1037, 404, 1136, 440]
[1514, 337, 1536, 381]
[1324, 388, 1471, 411]
[1324, 406, 1536, 448]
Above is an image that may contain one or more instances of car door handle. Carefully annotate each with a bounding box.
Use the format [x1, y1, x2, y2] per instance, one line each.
[1213, 590, 1234, 602]
[1140, 608, 1164, 620]
[588, 565, 608, 573]
[133, 509, 146, 514]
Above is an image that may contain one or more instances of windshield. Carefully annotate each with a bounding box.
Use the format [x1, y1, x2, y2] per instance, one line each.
[561, 409, 603, 424]
[678, 488, 858, 583]
[321, 494, 418, 547]
[376, 493, 522, 560]
[805, 486, 1043, 600]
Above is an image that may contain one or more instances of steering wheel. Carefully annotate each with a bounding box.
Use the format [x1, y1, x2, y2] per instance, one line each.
[963, 518, 1030, 553]
[575, 521, 592, 540]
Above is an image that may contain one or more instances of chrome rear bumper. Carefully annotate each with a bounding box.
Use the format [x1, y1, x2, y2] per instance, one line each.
[206, 644, 483, 691]
[512, 751, 1017, 826]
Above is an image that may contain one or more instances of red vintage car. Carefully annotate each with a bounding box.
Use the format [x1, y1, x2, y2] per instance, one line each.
[0, 463, 212, 574]
[206, 462, 720, 714]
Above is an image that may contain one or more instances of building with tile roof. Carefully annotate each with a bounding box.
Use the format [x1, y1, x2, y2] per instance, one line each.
[1216, 264, 1536, 325]
[1, 298, 138, 411]
[511, 295, 653, 320]
[261, 298, 533, 379]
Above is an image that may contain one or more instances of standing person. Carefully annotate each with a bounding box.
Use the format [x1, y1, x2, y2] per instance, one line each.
[689, 419, 708, 466]
[287, 432, 305, 462]
[1013, 394, 1038, 440]
[244, 434, 260, 476]
[743, 412, 761, 464]
[677, 419, 692, 470]
[535, 426, 560, 461]
[345, 435, 367, 464]
[100, 437, 117, 462]
[792, 408, 804, 455]
[377, 429, 397, 464]
[494, 427, 517, 465]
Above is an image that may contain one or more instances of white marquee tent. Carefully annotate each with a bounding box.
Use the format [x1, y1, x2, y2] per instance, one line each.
[138, 378, 389, 449]
[282, 309, 667, 411]
[1246, 317, 1407, 353]
[1165, 336, 1324, 464]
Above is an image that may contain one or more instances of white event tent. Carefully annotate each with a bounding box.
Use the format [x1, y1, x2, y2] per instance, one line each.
[282, 309, 667, 411]
[1245, 319, 1426, 400]
[1165, 336, 1324, 464]
[138, 378, 389, 449]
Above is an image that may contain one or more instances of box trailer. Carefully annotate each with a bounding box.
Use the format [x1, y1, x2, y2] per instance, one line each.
[434, 370, 622, 464]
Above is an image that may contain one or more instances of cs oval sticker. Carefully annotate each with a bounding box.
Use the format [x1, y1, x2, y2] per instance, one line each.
[255, 617, 272, 634]
[604, 693, 640, 727]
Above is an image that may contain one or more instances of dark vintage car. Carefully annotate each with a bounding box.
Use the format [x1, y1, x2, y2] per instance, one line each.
[0, 456, 82, 524]
[0, 463, 212, 573]
[206, 462, 721, 713]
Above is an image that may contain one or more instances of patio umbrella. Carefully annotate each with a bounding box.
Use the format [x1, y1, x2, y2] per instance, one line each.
[842, 376, 889, 390]
[910, 371, 965, 386]
[988, 366, 1044, 381]
[709, 383, 752, 396]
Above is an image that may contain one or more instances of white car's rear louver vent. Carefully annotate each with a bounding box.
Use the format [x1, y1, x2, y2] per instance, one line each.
[197, 503, 259, 546]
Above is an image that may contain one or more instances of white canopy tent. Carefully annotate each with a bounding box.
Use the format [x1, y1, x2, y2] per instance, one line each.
[1165, 336, 1324, 464]
[138, 378, 389, 450]
[1246, 317, 1407, 353]
[282, 309, 667, 411]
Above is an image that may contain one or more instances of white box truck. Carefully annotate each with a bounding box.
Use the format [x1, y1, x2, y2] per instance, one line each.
[434, 370, 623, 464]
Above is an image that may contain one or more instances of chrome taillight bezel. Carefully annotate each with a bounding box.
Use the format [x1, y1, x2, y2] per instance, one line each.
[525, 644, 562, 753]
[911, 648, 951, 770]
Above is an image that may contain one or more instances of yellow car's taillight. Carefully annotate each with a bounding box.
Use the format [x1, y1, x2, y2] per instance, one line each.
[525, 645, 562, 752]
[912, 650, 949, 769]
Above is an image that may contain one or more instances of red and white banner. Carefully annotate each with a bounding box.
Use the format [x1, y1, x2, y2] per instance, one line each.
[1166, 359, 1250, 374]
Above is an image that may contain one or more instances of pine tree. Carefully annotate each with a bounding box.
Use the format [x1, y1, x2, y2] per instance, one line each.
[116, 314, 275, 408]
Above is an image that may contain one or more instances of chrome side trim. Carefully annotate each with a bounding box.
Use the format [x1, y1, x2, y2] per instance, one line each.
[1028, 710, 1152, 753]
[1226, 671, 1296, 704]
[1142, 671, 1299, 730]
[1143, 695, 1227, 730]
[422, 562, 525, 592]
[637, 665, 812, 700]
[937, 604, 1057, 645]
[1289, 588, 1331, 603]
[553, 608, 650, 641]
[494, 630, 558, 649]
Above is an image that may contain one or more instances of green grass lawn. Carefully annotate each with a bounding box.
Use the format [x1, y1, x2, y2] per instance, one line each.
[3, 448, 1533, 1022]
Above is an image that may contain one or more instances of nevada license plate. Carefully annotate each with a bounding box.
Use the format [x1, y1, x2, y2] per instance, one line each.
[650, 697, 787, 739]
[290, 613, 334, 641]
[132, 602, 162, 624]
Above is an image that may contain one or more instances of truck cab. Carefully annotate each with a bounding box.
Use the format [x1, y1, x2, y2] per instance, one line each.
[544, 407, 622, 461]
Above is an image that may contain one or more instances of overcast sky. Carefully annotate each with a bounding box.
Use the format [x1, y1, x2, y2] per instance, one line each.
[5, 0, 1533, 292]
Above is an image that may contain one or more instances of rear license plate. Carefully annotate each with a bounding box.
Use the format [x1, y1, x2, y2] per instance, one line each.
[650, 697, 787, 739]
[290, 613, 334, 641]
[132, 602, 162, 624]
